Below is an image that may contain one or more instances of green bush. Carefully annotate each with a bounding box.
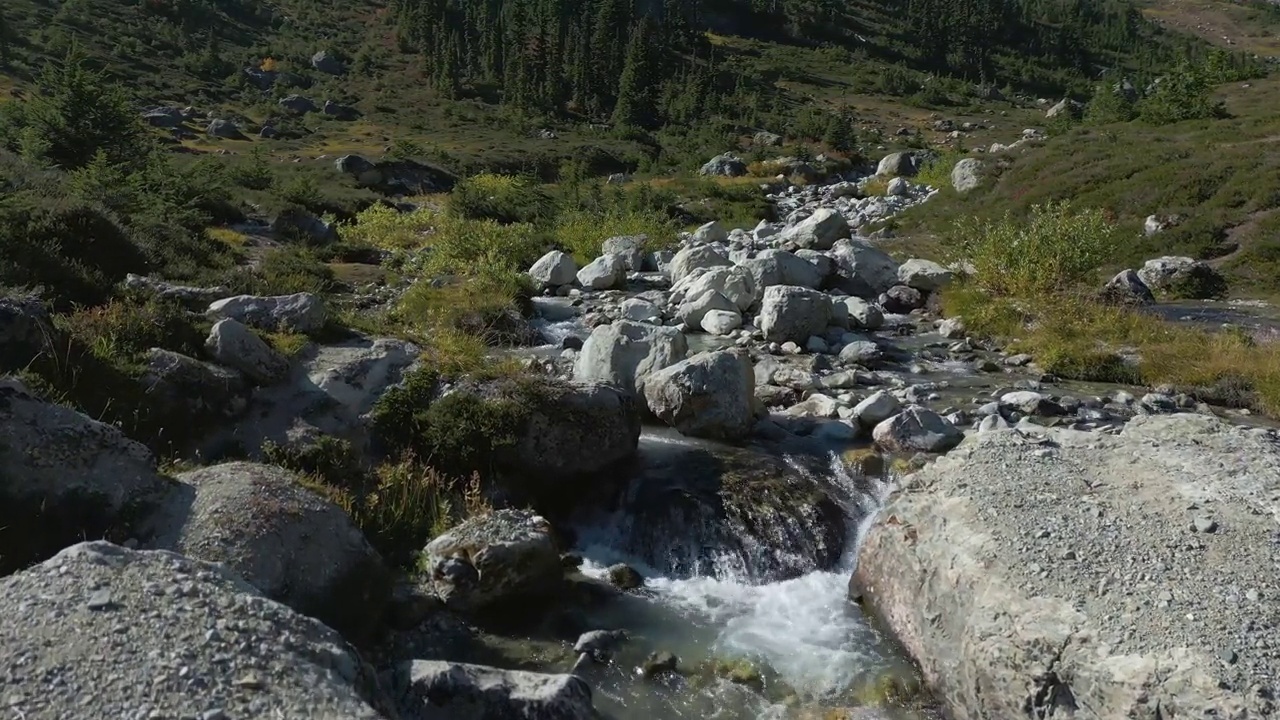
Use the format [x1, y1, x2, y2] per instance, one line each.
[253, 247, 337, 295]
[1138, 63, 1226, 126]
[262, 436, 365, 489]
[1085, 82, 1138, 124]
[949, 201, 1117, 298]
[914, 151, 964, 190]
[369, 367, 440, 458]
[554, 208, 676, 264]
[448, 173, 554, 225]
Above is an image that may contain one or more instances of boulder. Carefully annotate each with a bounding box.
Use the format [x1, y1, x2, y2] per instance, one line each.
[837, 297, 885, 331]
[271, 207, 338, 243]
[148, 462, 391, 640]
[876, 152, 920, 178]
[278, 94, 318, 114]
[1099, 269, 1156, 307]
[643, 350, 756, 440]
[0, 295, 58, 370]
[573, 320, 688, 394]
[852, 390, 901, 427]
[576, 253, 627, 290]
[0, 379, 175, 574]
[207, 293, 328, 334]
[323, 100, 359, 120]
[830, 240, 900, 298]
[669, 245, 732, 286]
[423, 509, 563, 613]
[937, 317, 966, 339]
[602, 235, 646, 272]
[692, 221, 729, 244]
[620, 298, 661, 323]
[500, 379, 642, 480]
[1137, 256, 1227, 299]
[1046, 98, 1082, 119]
[208, 337, 420, 461]
[122, 274, 230, 310]
[1144, 214, 1182, 237]
[699, 153, 748, 177]
[528, 251, 579, 288]
[838, 340, 883, 366]
[702, 309, 743, 336]
[141, 349, 249, 425]
[678, 265, 757, 312]
[678, 289, 737, 330]
[880, 285, 925, 313]
[897, 259, 954, 291]
[753, 131, 783, 147]
[950, 157, 985, 193]
[776, 208, 851, 251]
[872, 405, 964, 453]
[395, 661, 595, 720]
[205, 318, 290, 385]
[757, 286, 833, 344]
[0, 542, 390, 720]
[206, 119, 243, 139]
[740, 249, 825, 291]
[311, 50, 346, 75]
[854, 415, 1280, 720]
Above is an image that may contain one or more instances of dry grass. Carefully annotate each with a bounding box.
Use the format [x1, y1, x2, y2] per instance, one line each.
[943, 286, 1280, 413]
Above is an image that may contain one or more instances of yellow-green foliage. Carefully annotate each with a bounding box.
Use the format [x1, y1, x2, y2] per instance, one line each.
[747, 159, 791, 177]
[554, 209, 677, 265]
[421, 216, 544, 277]
[942, 285, 1280, 414]
[448, 173, 553, 224]
[341, 204, 438, 250]
[950, 201, 1116, 297]
[263, 331, 311, 359]
[206, 226, 249, 247]
[913, 151, 965, 189]
[861, 177, 890, 197]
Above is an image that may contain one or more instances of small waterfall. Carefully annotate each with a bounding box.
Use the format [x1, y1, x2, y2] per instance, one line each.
[570, 443, 910, 718]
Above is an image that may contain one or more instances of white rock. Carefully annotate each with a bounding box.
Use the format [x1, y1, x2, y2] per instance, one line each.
[951, 158, 985, 193]
[669, 245, 731, 286]
[830, 240, 900, 298]
[853, 390, 901, 427]
[757, 285, 833, 343]
[692, 221, 729, 244]
[897, 258, 954, 291]
[678, 289, 737, 330]
[701, 309, 743, 335]
[573, 321, 689, 394]
[775, 208, 851, 250]
[205, 318, 289, 385]
[643, 349, 756, 440]
[872, 405, 964, 453]
[620, 298, 661, 323]
[528, 250, 578, 287]
[887, 177, 910, 196]
[206, 293, 326, 334]
[576, 253, 627, 290]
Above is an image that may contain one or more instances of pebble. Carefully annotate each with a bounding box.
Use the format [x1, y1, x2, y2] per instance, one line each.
[1193, 517, 1219, 534]
[87, 589, 113, 611]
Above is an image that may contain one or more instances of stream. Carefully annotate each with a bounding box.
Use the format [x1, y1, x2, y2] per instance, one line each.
[563, 433, 930, 720]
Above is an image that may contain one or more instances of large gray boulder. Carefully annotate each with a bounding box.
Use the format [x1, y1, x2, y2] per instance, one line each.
[279, 94, 318, 114]
[205, 318, 290, 385]
[740, 249, 825, 290]
[311, 50, 346, 75]
[395, 661, 595, 720]
[0, 542, 390, 719]
[503, 379, 642, 479]
[0, 295, 58, 369]
[876, 152, 920, 178]
[643, 349, 756, 440]
[529, 251, 579, 288]
[149, 462, 391, 640]
[576, 253, 627, 290]
[1099, 269, 1156, 307]
[699, 153, 747, 177]
[123, 274, 229, 310]
[0, 378, 175, 573]
[775, 208, 851, 251]
[897, 258, 954, 292]
[677, 265, 757, 312]
[830, 240, 901, 298]
[855, 414, 1280, 720]
[668, 245, 731, 286]
[207, 293, 328, 334]
[208, 337, 421, 461]
[872, 405, 964, 453]
[950, 157, 985, 193]
[141, 349, 250, 425]
[835, 296, 885, 331]
[602, 235, 646, 271]
[271, 207, 338, 243]
[758, 285, 833, 343]
[573, 320, 688, 394]
[423, 509, 563, 613]
[1136, 256, 1227, 299]
[677, 289, 737, 331]
[206, 118, 243, 139]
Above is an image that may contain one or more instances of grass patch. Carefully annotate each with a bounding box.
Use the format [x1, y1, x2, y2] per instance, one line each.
[913, 151, 965, 189]
[554, 208, 677, 265]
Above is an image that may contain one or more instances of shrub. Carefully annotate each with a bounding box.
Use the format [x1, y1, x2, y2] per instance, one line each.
[342, 204, 438, 251]
[369, 366, 440, 458]
[1085, 82, 1138, 125]
[913, 151, 964, 190]
[262, 436, 365, 489]
[353, 459, 489, 567]
[253, 247, 336, 295]
[554, 208, 676, 265]
[1138, 63, 1226, 126]
[949, 201, 1117, 298]
[448, 173, 553, 225]
[58, 297, 207, 364]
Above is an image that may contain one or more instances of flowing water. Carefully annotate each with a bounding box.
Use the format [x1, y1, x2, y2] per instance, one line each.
[559, 434, 935, 720]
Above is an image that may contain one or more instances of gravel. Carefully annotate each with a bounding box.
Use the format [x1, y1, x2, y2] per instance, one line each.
[0, 542, 390, 720]
[856, 413, 1280, 719]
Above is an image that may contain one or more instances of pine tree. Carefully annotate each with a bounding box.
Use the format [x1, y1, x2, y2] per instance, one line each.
[612, 17, 658, 128]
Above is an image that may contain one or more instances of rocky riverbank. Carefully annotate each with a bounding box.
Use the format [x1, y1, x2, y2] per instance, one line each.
[2, 135, 1277, 720]
[855, 414, 1280, 719]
